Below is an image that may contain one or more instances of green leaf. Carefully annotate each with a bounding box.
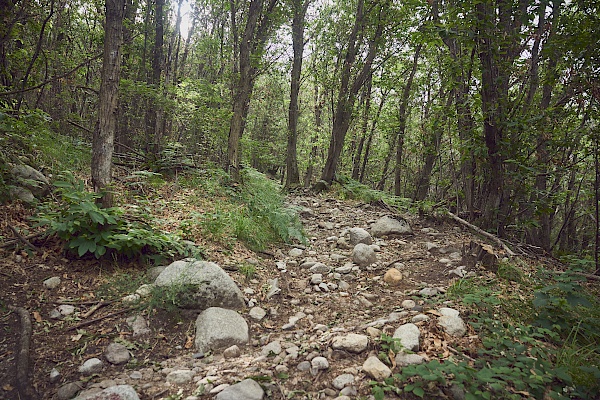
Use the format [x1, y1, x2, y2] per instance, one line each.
[413, 387, 425, 398]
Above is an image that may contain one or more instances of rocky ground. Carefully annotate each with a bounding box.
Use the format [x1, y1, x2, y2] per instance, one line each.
[1, 193, 498, 400]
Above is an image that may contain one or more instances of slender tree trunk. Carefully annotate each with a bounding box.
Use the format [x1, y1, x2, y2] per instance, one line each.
[321, 0, 385, 183]
[394, 44, 422, 196]
[352, 73, 372, 180]
[92, 0, 124, 208]
[285, 0, 309, 188]
[226, 0, 279, 181]
[304, 85, 323, 187]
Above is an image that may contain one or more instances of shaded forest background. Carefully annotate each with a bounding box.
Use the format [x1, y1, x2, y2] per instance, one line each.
[1, 0, 599, 263]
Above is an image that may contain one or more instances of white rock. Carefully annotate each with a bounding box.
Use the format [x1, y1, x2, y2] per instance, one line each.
[439, 307, 460, 317]
[332, 373, 355, 389]
[135, 284, 154, 297]
[392, 323, 420, 351]
[249, 307, 267, 321]
[262, 341, 282, 356]
[395, 352, 425, 366]
[167, 369, 194, 384]
[289, 248, 304, 257]
[438, 316, 467, 337]
[43, 276, 61, 289]
[215, 378, 264, 400]
[223, 345, 241, 359]
[308, 262, 331, 274]
[411, 314, 430, 323]
[331, 334, 369, 353]
[348, 228, 373, 245]
[194, 307, 249, 352]
[311, 356, 329, 370]
[104, 342, 131, 365]
[79, 358, 103, 375]
[419, 287, 439, 297]
[401, 299, 416, 309]
[362, 355, 391, 380]
[370, 216, 413, 237]
[352, 243, 377, 267]
[310, 274, 323, 284]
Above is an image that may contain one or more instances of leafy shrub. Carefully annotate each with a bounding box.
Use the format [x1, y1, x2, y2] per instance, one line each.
[334, 175, 412, 210]
[32, 174, 191, 261]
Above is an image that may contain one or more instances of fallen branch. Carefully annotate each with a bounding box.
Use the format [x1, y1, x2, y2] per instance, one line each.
[81, 301, 111, 319]
[7, 225, 41, 254]
[65, 307, 135, 332]
[7, 305, 39, 399]
[447, 212, 516, 257]
[0, 232, 45, 249]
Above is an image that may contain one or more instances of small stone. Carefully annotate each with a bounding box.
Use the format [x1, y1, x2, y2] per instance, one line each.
[366, 327, 381, 338]
[275, 261, 286, 270]
[130, 371, 143, 379]
[401, 299, 416, 309]
[352, 243, 377, 267]
[338, 281, 350, 291]
[310, 274, 323, 284]
[439, 307, 460, 317]
[332, 373, 355, 389]
[262, 341, 282, 356]
[348, 228, 373, 245]
[411, 314, 429, 323]
[395, 351, 425, 366]
[79, 358, 103, 375]
[340, 386, 357, 396]
[311, 356, 329, 370]
[362, 355, 391, 380]
[166, 369, 194, 384]
[210, 383, 231, 394]
[308, 262, 331, 274]
[331, 334, 369, 353]
[336, 265, 353, 274]
[223, 345, 241, 359]
[43, 276, 61, 289]
[121, 293, 141, 305]
[289, 248, 304, 257]
[249, 307, 267, 321]
[49, 368, 61, 383]
[57, 382, 83, 400]
[105, 342, 131, 365]
[419, 287, 439, 297]
[383, 268, 403, 285]
[392, 323, 420, 351]
[135, 284, 154, 297]
[215, 379, 264, 400]
[297, 361, 311, 371]
[438, 316, 467, 337]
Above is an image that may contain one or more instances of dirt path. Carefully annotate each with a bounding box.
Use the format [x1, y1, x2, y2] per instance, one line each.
[0, 193, 488, 400]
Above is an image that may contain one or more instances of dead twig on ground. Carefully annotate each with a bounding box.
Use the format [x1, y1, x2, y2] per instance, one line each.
[7, 305, 39, 399]
[65, 307, 136, 332]
[0, 231, 44, 250]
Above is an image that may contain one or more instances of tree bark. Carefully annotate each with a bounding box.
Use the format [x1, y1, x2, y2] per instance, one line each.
[320, 0, 385, 183]
[226, 0, 280, 182]
[394, 44, 422, 196]
[92, 0, 125, 208]
[285, 0, 309, 188]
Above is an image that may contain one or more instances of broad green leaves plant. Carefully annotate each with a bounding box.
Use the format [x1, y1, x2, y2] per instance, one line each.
[32, 174, 191, 261]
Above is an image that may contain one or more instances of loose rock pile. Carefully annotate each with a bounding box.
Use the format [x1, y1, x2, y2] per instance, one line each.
[46, 195, 484, 400]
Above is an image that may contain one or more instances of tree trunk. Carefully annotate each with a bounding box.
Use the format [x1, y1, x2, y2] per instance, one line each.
[394, 44, 421, 196]
[285, 0, 309, 188]
[92, 0, 124, 208]
[352, 73, 372, 180]
[226, 0, 280, 181]
[320, 0, 384, 183]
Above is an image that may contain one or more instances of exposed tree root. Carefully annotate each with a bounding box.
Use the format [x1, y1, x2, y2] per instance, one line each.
[7, 305, 39, 399]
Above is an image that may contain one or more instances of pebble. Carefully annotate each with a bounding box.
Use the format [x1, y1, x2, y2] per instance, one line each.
[249, 307, 267, 321]
[79, 358, 103, 375]
[311, 356, 329, 370]
[43, 276, 61, 289]
[362, 355, 391, 380]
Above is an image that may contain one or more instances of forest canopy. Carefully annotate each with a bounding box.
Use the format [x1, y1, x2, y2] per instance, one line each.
[1, 0, 599, 263]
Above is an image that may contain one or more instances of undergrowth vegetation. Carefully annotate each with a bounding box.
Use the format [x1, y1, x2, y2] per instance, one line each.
[371, 262, 600, 399]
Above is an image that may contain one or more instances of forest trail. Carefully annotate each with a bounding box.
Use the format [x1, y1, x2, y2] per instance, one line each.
[0, 193, 503, 400]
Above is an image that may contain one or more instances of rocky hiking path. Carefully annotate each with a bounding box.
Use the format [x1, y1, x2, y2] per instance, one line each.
[2, 193, 497, 400]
